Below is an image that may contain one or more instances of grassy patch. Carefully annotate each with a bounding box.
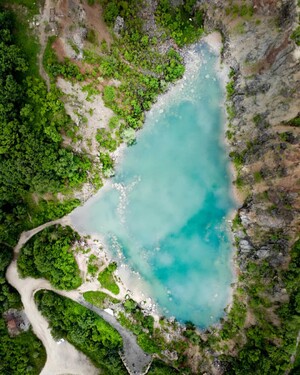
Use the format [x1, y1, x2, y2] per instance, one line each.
[285, 115, 300, 127]
[0, 0, 43, 16]
[291, 26, 300, 46]
[87, 254, 99, 277]
[226, 79, 235, 99]
[98, 262, 120, 294]
[229, 151, 245, 169]
[83, 291, 119, 308]
[225, 3, 254, 18]
[254, 171, 263, 183]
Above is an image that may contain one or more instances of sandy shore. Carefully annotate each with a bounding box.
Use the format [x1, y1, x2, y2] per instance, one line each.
[67, 220, 161, 320]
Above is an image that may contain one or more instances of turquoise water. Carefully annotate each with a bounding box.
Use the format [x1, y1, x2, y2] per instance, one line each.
[71, 43, 235, 327]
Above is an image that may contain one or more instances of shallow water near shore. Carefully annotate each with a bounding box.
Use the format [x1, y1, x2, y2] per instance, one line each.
[70, 42, 236, 327]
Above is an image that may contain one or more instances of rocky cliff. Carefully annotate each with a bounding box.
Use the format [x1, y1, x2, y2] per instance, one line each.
[205, 0, 299, 249]
[200, 0, 299, 373]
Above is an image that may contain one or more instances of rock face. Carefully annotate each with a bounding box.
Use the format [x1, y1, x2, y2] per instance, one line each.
[204, 0, 299, 248]
[201, 0, 299, 372]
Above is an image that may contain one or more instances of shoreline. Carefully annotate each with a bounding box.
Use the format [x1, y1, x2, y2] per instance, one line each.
[202, 31, 241, 319]
[67, 31, 241, 328]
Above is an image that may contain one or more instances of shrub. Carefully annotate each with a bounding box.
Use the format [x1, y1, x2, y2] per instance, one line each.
[98, 262, 120, 294]
[291, 26, 300, 45]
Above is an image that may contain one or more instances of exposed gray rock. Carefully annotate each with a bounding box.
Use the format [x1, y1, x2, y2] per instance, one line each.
[256, 249, 270, 259]
[246, 79, 271, 95]
[240, 211, 251, 227]
[240, 239, 253, 253]
[114, 16, 125, 36]
[256, 211, 287, 229]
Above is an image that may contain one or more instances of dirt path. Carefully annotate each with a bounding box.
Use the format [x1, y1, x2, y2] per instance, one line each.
[6, 261, 98, 375]
[6, 218, 152, 375]
[71, 295, 152, 375]
[13, 217, 70, 255]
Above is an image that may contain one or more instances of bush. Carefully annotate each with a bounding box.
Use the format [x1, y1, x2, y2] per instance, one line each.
[156, 0, 204, 47]
[98, 262, 120, 294]
[103, 85, 116, 103]
[83, 291, 119, 308]
[291, 26, 300, 46]
[226, 80, 235, 99]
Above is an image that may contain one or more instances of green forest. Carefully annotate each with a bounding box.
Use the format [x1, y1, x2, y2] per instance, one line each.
[18, 225, 82, 290]
[0, 5, 93, 374]
[0, 8, 90, 247]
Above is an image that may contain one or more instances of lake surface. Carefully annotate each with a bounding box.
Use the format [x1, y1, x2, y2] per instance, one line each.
[71, 42, 235, 327]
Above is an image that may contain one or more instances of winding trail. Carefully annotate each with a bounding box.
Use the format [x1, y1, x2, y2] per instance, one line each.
[78, 297, 152, 375]
[6, 219, 152, 375]
[6, 262, 98, 375]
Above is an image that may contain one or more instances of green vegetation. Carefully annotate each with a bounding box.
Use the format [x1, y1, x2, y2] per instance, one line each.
[117, 310, 161, 354]
[0, 10, 90, 246]
[35, 290, 127, 374]
[18, 225, 82, 290]
[40, 0, 189, 181]
[253, 171, 263, 183]
[232, 213, 242, 229]
[225, 3, 254, 18]
[226, 79, 235, 99]
[0, 326, 46, 375]
[43, 37, 85, 82]
[220, 297, 247, 340]
[98, 262, 120, 295]
[0, 245, 46, 374]
[87, 254, 99, 277]
[0, 245, 20, 312]
[286, 114, 300, 127]
[0, 0, 42, 17]
[155, 0, 204, 47]
[226, 104, 236, 120]
[96, 128, 118, 152]
[100, 152, 115, 177]
[116, 305, 194, 370]
[122, 127, 136, 145]
[291, 26, 300, 45]
[83, 291, 119, 308]
[8, 6, 40, 77]
[83, 292, 187, 371]
[148, 360, 179, 374]
[214, 238, 300, 374]
[26, 198, 81, 228]
[229, 151, 245, 169]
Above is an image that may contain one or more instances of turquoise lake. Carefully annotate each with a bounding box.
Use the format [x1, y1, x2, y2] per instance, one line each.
[71, 42, 235, 327]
